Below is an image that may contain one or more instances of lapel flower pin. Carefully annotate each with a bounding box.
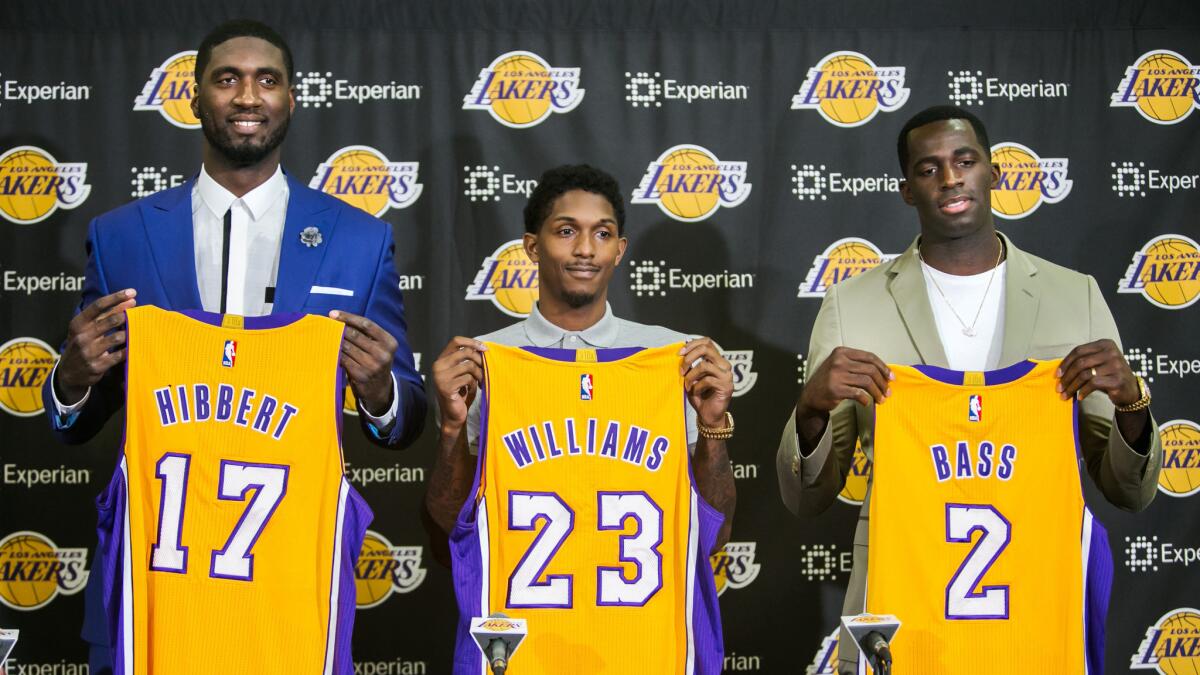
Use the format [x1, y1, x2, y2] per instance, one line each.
[300, 226, 323, 248]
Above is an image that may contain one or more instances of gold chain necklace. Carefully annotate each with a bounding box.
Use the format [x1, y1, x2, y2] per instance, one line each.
[919, 237, 1004, 338]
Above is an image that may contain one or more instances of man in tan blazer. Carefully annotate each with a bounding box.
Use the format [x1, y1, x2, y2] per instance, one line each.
[776, 105, 1162, 674]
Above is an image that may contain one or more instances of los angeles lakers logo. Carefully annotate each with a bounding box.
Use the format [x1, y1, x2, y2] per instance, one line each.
[631, 144, 751, 222]
[1158, 420, 1200, 498]
[0, 531, 88, 611]
[309, 146, 422, 217]
[1131, 607, 1200, 672]
[466, 240, 539, 318]
[133, 51, 200, 129]
[463, 51, 584, 128]
[989, 142, 1072, 219]
[0, 147, 90, 225]
[709, 541, 761, 596]
[837, 440, 871, 505]
[1118, 234, 1200, 309]
[807, 627, 841, 675]
[0, 337, 57, 417]
[807, 629, 876, 675]
[798, 238, 896, 298]
[792, 51, 910, 127]
[355, 530, 426, 608]
[1111, 50, 1200, 125]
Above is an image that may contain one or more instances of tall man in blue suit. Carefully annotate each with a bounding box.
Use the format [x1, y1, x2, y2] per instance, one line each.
[40, 20, 427, 672]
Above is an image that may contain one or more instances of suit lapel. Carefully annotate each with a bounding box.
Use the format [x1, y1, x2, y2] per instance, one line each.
[274, 173, 335, 312]
[887, 238, 950, 367]
[997, 232, 1041, 366]
[143, 180, 202, 309]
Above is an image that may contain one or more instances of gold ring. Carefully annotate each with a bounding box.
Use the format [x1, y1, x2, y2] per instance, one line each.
[1090, 367, 1097, 378]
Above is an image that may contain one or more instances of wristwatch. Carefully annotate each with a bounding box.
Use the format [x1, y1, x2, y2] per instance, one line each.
[1116, 375, 1151, 413]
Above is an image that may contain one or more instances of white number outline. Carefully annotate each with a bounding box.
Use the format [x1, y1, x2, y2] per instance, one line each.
[596, 491, 663, 607]
[945, 503, 1011, 620]
[148, 454, 290, 583]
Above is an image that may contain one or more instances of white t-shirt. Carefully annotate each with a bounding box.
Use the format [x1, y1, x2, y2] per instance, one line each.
[920, 260, 1007, 371]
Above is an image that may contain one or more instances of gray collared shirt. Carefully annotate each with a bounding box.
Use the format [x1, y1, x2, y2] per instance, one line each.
[465, 302, 699, 452]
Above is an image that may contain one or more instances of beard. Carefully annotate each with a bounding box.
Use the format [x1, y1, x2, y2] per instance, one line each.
[562, 290, 596, 309]
[200, 111, 291, 166]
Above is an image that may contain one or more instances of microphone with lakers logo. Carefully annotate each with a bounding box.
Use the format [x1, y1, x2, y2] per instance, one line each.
[470, 613, 528, 674]
[841, 613, 901, 675]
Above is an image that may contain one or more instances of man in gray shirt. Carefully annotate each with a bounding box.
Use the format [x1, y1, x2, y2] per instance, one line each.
[425, 164, 736, 553]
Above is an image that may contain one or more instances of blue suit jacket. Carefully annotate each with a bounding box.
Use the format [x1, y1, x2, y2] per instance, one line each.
[41, 173, 427, 450]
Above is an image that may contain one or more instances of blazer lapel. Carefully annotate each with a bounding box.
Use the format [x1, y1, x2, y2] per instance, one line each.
[997, 232, 1041, 366]
[143, 180, 202, 309]
[886, 238, 950, 367]
[274, 173, 335, 312]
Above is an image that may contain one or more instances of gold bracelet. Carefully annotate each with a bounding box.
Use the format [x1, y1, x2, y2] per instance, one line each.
[698, 412, 734, 440]
[1116, 376, 1152, 413]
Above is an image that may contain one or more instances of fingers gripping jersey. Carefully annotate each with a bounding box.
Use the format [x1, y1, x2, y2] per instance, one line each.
[96, 306, 371, 674]
[866, 360, 1112, 675]
[450, 344, 724, 675]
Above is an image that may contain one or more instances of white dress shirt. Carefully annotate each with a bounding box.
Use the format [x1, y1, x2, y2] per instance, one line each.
[193, 164, 288, 316]
[921, 260, 1007, 371]
[53, 165, 400, 429]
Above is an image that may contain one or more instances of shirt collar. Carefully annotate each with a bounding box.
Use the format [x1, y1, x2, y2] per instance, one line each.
[196, 164, 287, 221]
[523, 302, 619, 348]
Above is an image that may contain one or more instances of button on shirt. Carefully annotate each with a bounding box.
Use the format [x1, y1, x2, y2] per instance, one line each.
[53, 166, 400, 429]
[463, 302, 700, 452]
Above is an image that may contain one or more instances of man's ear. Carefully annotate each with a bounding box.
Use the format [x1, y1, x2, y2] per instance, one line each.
[523, 232, 539, 263]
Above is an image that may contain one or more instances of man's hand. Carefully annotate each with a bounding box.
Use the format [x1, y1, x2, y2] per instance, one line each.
[800, 346, 892, 413]
[55, 289, 137, 405]
[795, 347, 891, 450]
[330, 310, 398, 417]
[680, 337, 733, 428]
[1057, 339, 1140, 405]
[431, 337, 486, 434]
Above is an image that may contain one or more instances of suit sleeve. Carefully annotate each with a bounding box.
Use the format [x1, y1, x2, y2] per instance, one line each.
[358, 221, 427, 449]
[776, 283, 859, 516]
[1078, 274, 1162, 512]
[41, 216, 127, 444]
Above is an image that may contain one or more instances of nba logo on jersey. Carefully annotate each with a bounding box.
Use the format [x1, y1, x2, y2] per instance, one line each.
[969, 395, 982, 422]
[222, 340, 237, 368]
[580, 373, 593, 400]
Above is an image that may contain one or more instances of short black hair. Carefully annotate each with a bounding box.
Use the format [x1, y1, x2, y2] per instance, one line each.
[523, 164, 626, 235]
[195, 19, 294, 85]
[897, 105, 991, 176]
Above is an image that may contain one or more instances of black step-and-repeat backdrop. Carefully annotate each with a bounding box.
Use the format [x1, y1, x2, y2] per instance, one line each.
[1, 2, 1198, 673]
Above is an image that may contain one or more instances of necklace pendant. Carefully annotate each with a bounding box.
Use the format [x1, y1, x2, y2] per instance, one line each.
[962, 327, 977, 337]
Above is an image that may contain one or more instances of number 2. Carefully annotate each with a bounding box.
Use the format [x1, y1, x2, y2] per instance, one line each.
[945, 503, 1010, 620]
[150, 453, 289, 581]
[505, 491, 664, 609]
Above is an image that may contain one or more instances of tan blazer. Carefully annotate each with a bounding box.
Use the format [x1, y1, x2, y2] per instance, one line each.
[775, 232, 1162, 674]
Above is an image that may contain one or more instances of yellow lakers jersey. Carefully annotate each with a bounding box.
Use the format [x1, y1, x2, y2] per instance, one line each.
[866, 360, 1110, 674]
[450, 344, 724, 675]
[97, 306, 371, 674]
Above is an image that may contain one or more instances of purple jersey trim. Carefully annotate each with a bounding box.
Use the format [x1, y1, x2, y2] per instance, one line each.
[520, 345, 647, 362]
[450, 362, 491, 674]
[913, 360, 1037, 386]
[96, 465, 128, 674]
[692, 489, 726, 675]
[178, 308, 306, 330]
[1084, 514, 1112, 675]
[332, 484, 373, 673]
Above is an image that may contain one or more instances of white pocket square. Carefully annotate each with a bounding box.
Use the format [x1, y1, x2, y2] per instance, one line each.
[310, 285, 354, 297]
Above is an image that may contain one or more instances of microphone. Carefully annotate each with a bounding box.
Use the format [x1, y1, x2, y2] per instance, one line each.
[841, 613, 901, 675]
[469, 613, 528, 675]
